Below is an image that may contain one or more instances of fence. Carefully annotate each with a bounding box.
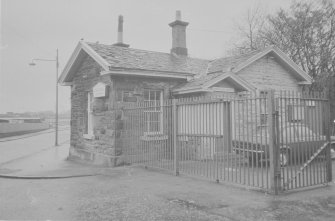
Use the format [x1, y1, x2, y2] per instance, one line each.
[118, 90, 332, 194]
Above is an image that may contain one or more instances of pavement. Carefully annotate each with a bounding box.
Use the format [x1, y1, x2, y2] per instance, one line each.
[0, 140, 335, 220]
[0, 142, 103, 178]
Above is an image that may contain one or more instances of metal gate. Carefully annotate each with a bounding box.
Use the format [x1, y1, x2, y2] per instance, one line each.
[119, 91, 332, 194]
[276, 91, 332, 192]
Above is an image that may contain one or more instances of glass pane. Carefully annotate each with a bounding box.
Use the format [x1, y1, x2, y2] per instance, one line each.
[149, 122, 160, 132]
[150, 112, 160, 121]
[155, 91, 161, 101]
[144, 90, 149, 101]
[150, 91, 155, 101]
[117, 90, 122, 101]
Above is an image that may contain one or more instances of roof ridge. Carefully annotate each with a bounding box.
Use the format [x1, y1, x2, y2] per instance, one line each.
[86, 41, 210, 61]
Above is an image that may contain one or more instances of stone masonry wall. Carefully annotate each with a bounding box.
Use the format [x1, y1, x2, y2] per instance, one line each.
[237, 55, 301, 91]
[70, 56, 185, 166]
[70, 56, 120, 166]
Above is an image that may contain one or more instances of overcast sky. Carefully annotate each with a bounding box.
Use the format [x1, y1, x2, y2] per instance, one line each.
[0, 0, 293, 114]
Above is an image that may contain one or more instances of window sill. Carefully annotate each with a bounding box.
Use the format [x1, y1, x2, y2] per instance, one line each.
[83, 133, 94, 140]
[140, 134, 168, 141]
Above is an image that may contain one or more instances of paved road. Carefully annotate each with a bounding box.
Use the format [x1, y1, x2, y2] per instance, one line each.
[0, 166, 334, 221]
[0, 126, 334, 220]
[0, 126, 70, 165]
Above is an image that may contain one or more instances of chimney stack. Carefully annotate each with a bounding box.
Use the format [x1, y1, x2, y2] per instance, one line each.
[113, 15, 129, 47]
[169, 11, 189, 56]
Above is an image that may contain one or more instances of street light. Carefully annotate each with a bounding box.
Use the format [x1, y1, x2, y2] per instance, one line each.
[29, 49, 59, 146]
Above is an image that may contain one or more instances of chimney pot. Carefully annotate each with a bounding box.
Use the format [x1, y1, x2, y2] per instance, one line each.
[113, 15, 129, 47]
[176, 10, 181, 21]
[169, 11, 188, 56]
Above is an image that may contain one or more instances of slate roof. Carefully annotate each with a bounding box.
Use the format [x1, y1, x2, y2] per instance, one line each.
[87, 42, 210, 75]
[173, 72, 223, 90]
[207, 49, 262, 73]
[173, 50, 263, 91]
[60, 41, 311, 89]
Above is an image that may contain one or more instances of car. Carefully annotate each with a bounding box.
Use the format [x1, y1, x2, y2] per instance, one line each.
[233, 123, 334, 166]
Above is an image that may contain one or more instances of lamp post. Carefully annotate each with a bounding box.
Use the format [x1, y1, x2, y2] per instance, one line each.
[29, 49, 59, 146]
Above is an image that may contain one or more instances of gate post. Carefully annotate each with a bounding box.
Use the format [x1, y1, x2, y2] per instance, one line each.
[172, 99, 179, 176]
[326, 99, 332, 182]
[267, 90, 281, 194]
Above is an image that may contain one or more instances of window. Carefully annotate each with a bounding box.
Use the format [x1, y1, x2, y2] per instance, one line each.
[117, 90, 137, 102]
[258, 94, 268, 127]
[288, 105, 304, 122]
[144, 89, 163, 134]
[260, 113, 268, 126]
[83, 92, 94, 139]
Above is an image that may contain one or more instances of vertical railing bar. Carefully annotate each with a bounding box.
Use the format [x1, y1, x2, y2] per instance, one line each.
[312, 92, 318, 186]
[132, 109, 135, 165]
[254, 96, 261, 187]
[234, 98, 237, 184]
[291, 91, 299, 188]
[210, 102, 213, 179]
[279, 91, 285, 190]
[181, 103, 185, 174]
[302, 92, 307, 187]
[315, 98, 320, 185]
[142, 102, 145, 166]
[190, 101, 194, 175]
[326, 97, 332, 184]
[242, 98, 245, 185]
[315, 95, 320, 185]
[308, 93, 314, 186]
[187, 101, 190, 172]
[251, 97, 255, 186]
[318, 99, 324, 184]
[315, 95, 321, 185]
[319, 98, 324, 184]
[264, 93, 269, 190]
[261, 96, 265, 189]
[285, 91, 291, 189]
[149, 101, 152, 168]
[222, 101, 225, 181]
[171, 100, 173, 170]
[138, 104, 141, 166]
[288, 91, 295, 189]
[173, 99, 179, 176]
[218, 102, 221, 183]
[206, 102, 209, 178]
[302, 92, 307, 186]
[316, 99, 321, 184]
[308, 91, 313, 187]
[197, 99, 200, 176]
[236, 98, 240, 184]
[246, 96, 250, 186]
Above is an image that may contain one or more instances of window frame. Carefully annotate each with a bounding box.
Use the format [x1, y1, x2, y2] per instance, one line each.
[143, 89, 163, 135]
[117, 89, 138, 102]
[258, 92, 268, 128]
[83, 92, 94, 139]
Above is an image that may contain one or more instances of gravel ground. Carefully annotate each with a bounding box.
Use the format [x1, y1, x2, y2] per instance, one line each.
[0, 165, 335, 221]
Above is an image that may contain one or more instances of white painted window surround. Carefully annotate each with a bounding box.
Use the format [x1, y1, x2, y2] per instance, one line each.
[83, 92, 94, 139]
[143, 89, 163, 135]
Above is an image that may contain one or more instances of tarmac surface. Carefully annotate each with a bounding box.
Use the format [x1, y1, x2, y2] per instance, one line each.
[0, 133, 335, 220]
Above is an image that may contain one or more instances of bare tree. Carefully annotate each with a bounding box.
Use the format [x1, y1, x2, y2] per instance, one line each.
[263, 0, 335, 82]
[228, 4, 267, 56]
[232, 0, 335, 120]
[233, 1, 335, 78]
